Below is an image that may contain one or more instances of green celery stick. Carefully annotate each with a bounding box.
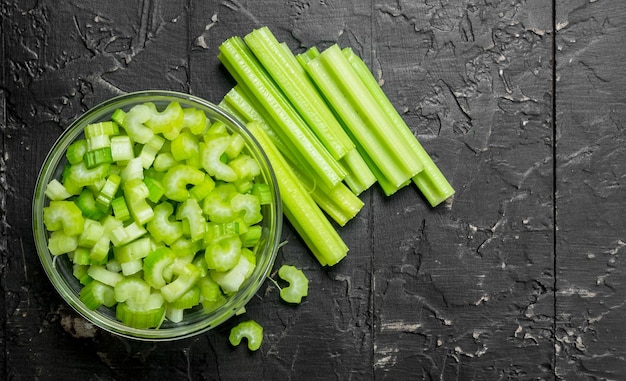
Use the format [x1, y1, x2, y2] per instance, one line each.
[302, 44, 424, 190]
[247, 121, 348, 266]
[342, 47, 455, 206]
[218, 36, 345, 189]
[244, 26, 354, 160]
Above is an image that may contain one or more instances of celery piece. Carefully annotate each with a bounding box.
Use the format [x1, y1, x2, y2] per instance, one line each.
[66, 161, 110, 188]
[80, 280, 116, 310]
[182, 106, 208, 135]
[96, 173, 121, 210]
[111, 196, 131, 222]
[225, 133, 245, 160]
[278, 265, 308, 304]
[200, 135, 237, 182]
[123, 178, 154, 225]
[171, 130, 199, 162]
[342, 47, 455, 206]
[161, 164, 205, 202]
[76, 188, 106, 220]
[78, 218, 105, 248]
[143, 247, 176, 289]
[251, 183, 272, 205]
[119, 104, 155, 144]
[146, 202, 184, 245]
[218, 36, 345, 189]
[86, 134, 111, 153]
[73, 264, 92, 286]
[120, 259, 143, 276]
[48, 230, 79, 255]
[85, 147, 113, 169]
[43, 200, 85, 236]
[112, 237, 152, 263]
[110, 221, 147, 247]
[154, 152, 178, 173]
[88, 265, 124, 287]
[139, 134, 166, 169]
[339, 148, 377, 196]
[143, 176, 165, 204]
[44, 179, 72, 201]
[229, 154, 260, 181]
[239, 225, 261, 248]
[302, 44, 424, 190]
[160, 263, 202, 303]
[209, 250, 253, 293]
[176, 198, 206, 242]
[229, 320, 263, 351]
[110, 135, 135, 162]
[85, 121, 119, 138]
[120, 157, 144, 183]
[247, 122, 348, 266]
[189, 174, 215, 201]
[72, 247, 91, 266]
[244, 26, 354, 160]
[230, 193, 262, 226]
[115, 292, 165, 329]
[114, 277, 151, 304]
[144, 101, 184, 140]
[291, 163, 363, 227]
[66, 139, 88, 165]
[169, 285, 201, 310]
[202, 183, 238, 223]
[204, 234, 242, 273]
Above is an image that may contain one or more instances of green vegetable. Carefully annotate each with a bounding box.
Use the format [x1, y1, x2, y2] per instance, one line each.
[218, 36, 346, 189]
[247, 122, 348, 266]
[229, 320, 263, 351]
[278, 265, 308, 304]
[300, 44, 423, 194]
[244, 26, 355, 161]
[341, 47, 455, 206]
[42, 100, 271, 329]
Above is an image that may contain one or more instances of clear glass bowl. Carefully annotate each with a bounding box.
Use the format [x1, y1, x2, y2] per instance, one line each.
[32, 90, 282, 341]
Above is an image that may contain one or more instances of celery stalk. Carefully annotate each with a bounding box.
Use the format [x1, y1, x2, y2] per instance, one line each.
[244, 26, 354, 160]
[302, 44, 424, 190]
[247, 122, 348, 266]
[218, 36, 345, 189]
[341, 47, 455, 206]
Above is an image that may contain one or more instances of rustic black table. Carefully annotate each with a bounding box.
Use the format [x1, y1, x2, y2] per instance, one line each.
[2, 1, 625, 379]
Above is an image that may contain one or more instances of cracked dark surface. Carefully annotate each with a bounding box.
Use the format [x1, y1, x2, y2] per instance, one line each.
[1, 0, 624, 379]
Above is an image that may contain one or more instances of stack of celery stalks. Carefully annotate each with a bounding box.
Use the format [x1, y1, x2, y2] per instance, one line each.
[218, 27, 454, 267]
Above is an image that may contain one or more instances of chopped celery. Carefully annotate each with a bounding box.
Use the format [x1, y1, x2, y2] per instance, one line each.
[80, 280, 116, 310]
[278, 265, 308, 304]
[161, 164, 205, 202]
[44, 179, 72, 201]
[146, 202, 184, 245]
[43, 200, 85, 236]
[43, 99, 272, 330]
[229, 320, 263, 351]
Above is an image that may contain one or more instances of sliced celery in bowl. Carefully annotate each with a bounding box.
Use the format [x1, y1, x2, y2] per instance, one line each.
[32, 90, 282, 341]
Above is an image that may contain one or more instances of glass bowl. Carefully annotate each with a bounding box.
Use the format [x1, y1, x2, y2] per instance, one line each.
[32, 90, 282, 341]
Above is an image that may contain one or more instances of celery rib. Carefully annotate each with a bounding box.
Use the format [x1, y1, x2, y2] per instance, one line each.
[342, 47, 454, 206]
[244, 27, 354, 161]
[247, 122, 348, 266]
[218, 36, 345, 189]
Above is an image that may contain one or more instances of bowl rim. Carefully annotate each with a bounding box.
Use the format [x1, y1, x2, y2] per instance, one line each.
[32, 90, 282, 341]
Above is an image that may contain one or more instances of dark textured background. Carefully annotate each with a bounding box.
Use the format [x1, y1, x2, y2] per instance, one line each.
[1, 0, 625, 379]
